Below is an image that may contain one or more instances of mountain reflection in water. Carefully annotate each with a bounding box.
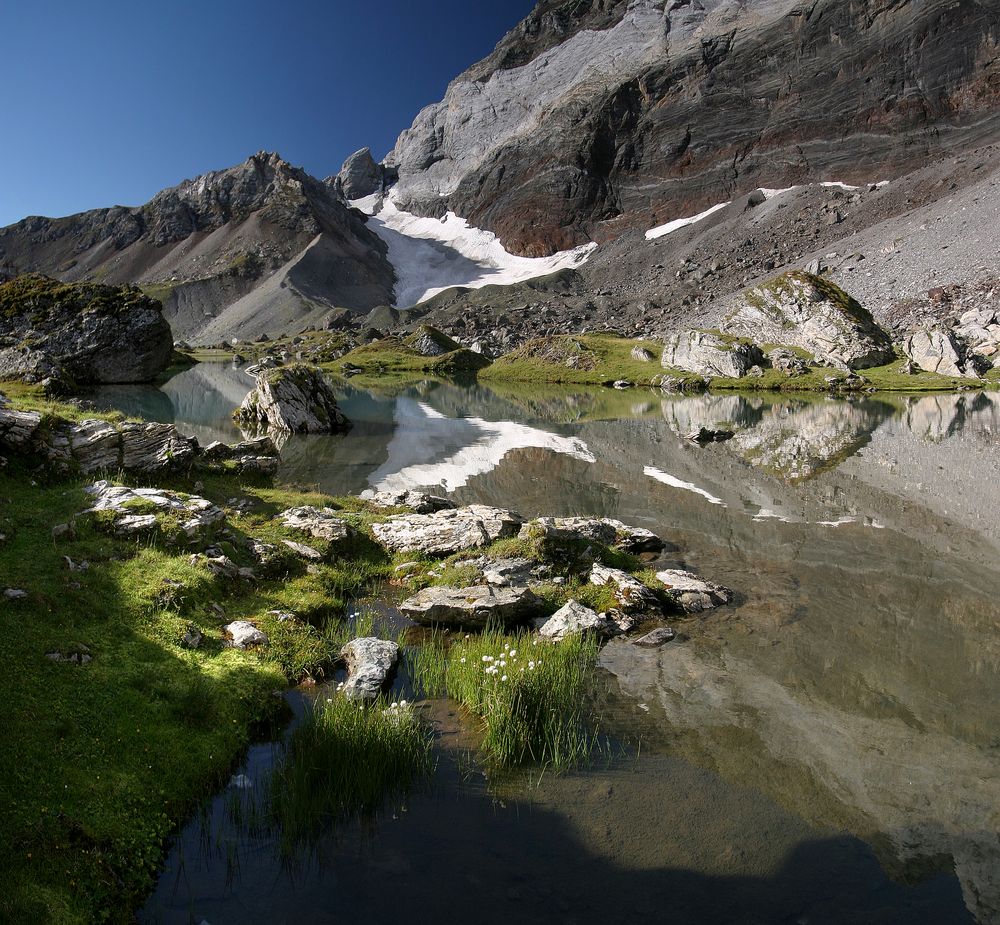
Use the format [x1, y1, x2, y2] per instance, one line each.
[94, 366, 1000, 924]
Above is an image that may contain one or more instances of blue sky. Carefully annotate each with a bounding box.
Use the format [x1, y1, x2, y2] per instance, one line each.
[0, 0, 536, 227]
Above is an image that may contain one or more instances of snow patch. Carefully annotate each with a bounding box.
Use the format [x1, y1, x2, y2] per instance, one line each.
[369, 399, 596, 494]
[643, 466, 725, 506]
[645, 202, 730, 240]
[351, 194, 596, 308]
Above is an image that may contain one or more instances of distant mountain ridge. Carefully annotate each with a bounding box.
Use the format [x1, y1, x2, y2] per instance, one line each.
[0, 152, 395, 343]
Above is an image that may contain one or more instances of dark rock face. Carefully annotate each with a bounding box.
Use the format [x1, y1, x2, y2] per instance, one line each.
[387, 0, 1000, 256]
[0, 153, 395, 344]
[0, 275, 172, 383]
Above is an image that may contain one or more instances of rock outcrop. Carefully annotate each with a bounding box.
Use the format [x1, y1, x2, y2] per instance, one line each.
[279, 506, 354, 543]
[0, 275, 172, 383]
[84, 481, 225, 540]
[371, 505, 524, 555]
[235, 364, 349, 434]
[661, 331, 763, 379]
[399, 584, 544, 629]
[655, 569, 732, 613]
[724, 272, 893, 370]
[335, 148, 387, 200]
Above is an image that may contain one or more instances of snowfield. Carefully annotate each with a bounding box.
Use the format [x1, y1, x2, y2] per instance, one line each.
[645, 202, 730, 240]
[351, 193, 597, 308]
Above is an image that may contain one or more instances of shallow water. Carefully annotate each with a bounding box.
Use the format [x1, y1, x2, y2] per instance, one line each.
[94, 364, 1000, 924]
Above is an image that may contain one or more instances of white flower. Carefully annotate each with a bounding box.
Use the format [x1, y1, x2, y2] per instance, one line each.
[482, 655, 492, 663]
[501, 675, 508, 682]
[499, 660, 507, 668]
[509, 649, 517, 657]
[399, 700, 408, 707]
[528, 661, 535, 669]
[460, 657, 466, 664]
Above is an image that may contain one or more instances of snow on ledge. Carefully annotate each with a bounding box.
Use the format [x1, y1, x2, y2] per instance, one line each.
[645, 202, 730, 240]
[351, 193, 597, 308]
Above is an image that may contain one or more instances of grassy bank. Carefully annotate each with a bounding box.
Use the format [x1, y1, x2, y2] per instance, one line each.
[0, 388, 416, 922]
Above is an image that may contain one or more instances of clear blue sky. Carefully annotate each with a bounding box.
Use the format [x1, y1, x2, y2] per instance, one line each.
[0, 0, 536, 227]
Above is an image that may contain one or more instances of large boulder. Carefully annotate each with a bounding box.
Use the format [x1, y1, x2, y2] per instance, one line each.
[902, 327, 976, 378]
[340, 637, 400, 701]
[405, 325, 462, 357]
[0, 275, 173, 383]
[279, 506, 354, 543]
[399, 584, 544, 629]
[520, 516, 664, 554]
[589, 564, 661, 615]
[661, 331, 764, 379]
[235, 364, 349, 434]
[371, 505, 524, 555]
[724, 272, 893, 370]
[359, 488, 455, 514]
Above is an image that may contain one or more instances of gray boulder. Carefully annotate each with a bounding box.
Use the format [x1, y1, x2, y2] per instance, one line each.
[340, 637, 400, 701]
[279, 506, 354, 543]
[661, 331, 764, 379]
[535, 600, 619, 641]
[399, 584, 544, 628]
[371, 505, 523, 555]
[235, 364, 349, 434]
[406, 325, 462, 357]
[725, 272, 893, 370]
[902, 328, 976, 378]
[224, 621, 269, 649]
[656, 569, 732, 613]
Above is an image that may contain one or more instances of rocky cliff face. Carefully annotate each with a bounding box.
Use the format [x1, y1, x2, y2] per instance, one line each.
[387, 0, 1000, 256]
[0, 153, 395, 344]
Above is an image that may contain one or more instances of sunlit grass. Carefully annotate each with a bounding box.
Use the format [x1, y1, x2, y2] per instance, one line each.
[409, 626, 600, 772]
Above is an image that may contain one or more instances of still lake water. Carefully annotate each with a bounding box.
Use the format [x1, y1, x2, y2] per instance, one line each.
[93, 363, 1000, 925]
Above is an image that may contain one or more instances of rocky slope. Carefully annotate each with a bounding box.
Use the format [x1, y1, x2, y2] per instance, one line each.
[0, 152, 395, 344]
[387, 0, 1000, 257]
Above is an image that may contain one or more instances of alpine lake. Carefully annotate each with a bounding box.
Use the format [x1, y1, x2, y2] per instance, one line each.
[91, 361, 1000, 925]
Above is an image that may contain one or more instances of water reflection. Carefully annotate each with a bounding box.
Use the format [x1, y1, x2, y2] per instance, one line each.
[95, 367, 1000, 924]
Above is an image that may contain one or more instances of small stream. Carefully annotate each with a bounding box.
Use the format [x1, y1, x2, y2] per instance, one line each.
[92, 363, 1000, 925]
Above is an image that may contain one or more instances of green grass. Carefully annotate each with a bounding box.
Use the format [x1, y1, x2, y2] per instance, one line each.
[409, 627, 600, 772]
[481, 333, 675, 387]
[259, 694, 434, 853]
[0, 386, 419, 923]
[324, 334, 488, 382]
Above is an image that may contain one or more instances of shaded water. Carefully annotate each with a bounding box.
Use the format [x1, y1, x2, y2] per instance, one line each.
[94, 364, 1000, 924]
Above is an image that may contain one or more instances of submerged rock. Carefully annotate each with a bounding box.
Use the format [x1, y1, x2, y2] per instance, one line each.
[371, 505, 524, 555]
[399, 584, 544, 628]
[661, 330, 764, 379]
[656, 569, 732, 613]
[521, 516, 664, 555]
[340, 637, 400, 701]
[235, 364, 349, 434]
[725, 272, 893, 370]
[535, 600, 619, 641]
[632, 626, 676, 647]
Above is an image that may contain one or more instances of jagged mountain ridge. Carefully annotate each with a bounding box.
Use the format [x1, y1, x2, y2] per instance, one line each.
[386, 0, 1000, 256]
[0, 152, 395, 343]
